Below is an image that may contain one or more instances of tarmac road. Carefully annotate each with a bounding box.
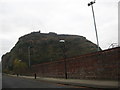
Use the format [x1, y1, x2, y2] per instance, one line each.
[3, 75, 97, 89]
[2, 75, 75, 88]
[3, 75, 113, 89]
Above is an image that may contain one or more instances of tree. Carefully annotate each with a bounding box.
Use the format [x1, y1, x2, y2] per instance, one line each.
[13, 59, 28, 75]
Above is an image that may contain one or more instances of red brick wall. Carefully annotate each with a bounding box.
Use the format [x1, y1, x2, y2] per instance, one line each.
[32, 47, 120, 80]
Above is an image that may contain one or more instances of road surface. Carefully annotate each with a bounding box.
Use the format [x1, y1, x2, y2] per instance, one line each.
[3, 75, 73, 88]
[3, 75, 93, 89]
[3, 75, 107, 89]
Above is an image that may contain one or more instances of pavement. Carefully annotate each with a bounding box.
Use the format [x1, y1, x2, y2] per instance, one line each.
[7, 74, 119, 89]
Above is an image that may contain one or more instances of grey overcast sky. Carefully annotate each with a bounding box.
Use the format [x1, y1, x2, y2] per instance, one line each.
[0, 0, 119, 61]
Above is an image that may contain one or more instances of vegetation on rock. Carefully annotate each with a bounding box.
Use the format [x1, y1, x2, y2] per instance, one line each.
[2, 31, 101, 73]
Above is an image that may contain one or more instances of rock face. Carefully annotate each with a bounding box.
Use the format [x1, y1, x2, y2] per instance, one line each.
[2, 31, 101, 70]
